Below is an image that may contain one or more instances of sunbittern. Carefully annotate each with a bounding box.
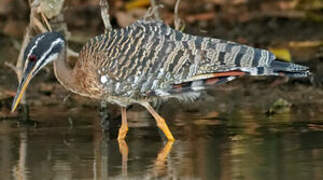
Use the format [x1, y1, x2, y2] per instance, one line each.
[12, 19, 310, 141]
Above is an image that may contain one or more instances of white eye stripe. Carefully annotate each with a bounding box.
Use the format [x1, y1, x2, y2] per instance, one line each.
[24, 34, 46, 70]
[33, 53, 59, 75]
[35, 38, 64, 67]
[27, 34, 45, 58]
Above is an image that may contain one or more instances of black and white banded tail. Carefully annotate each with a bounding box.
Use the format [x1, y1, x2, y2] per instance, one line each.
[165, 59, 310, 96]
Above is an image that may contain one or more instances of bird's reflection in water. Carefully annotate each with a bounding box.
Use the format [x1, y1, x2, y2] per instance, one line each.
[97, 107, 175, 178]
[117, 140, 128, 177]
[3, 108, 323, 180]
[153, 141, 174, 176]
[116, 139, 174, 178]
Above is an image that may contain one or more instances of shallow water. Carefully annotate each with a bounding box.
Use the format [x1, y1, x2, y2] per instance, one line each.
[0, 105, 323, 180]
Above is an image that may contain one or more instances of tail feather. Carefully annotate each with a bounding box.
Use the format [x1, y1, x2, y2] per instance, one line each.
[153, 60, 310, 97]
[239, 60, 310, 78]
[270, 60, 309, 72]
[270, 60, 310, 78]
[279, 71, 310, 78]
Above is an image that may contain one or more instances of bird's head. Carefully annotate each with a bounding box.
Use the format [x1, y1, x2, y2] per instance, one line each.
[11, 32, 65, 112]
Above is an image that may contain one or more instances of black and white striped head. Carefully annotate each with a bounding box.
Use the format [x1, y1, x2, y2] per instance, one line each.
[12, 32, 65, 112]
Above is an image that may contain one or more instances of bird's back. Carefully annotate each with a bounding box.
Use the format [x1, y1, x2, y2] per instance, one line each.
[76, 19, 307, 104]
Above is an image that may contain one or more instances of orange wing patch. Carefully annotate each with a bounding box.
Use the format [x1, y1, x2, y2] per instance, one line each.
[211, 70, 246, 77]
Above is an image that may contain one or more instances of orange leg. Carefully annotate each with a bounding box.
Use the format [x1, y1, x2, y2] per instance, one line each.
[141, 102, 175, 141]
[117, 107, 128, 140]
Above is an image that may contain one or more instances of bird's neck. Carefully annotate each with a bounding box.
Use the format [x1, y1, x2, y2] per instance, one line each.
[53, 49, 80, 95]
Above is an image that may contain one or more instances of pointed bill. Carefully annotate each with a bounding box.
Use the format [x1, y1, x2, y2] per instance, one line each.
[11, 73, 33, 112]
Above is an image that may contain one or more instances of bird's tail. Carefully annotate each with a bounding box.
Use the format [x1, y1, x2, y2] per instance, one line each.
[161, 60, 310, 96]
[269, 60, 310, 78]
[239, 60, 310, 78]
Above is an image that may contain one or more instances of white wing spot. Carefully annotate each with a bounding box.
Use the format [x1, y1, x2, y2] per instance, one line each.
[100, 76, 108, 83]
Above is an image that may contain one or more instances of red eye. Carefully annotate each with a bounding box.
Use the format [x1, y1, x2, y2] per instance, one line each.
[29, 55, 37, 62]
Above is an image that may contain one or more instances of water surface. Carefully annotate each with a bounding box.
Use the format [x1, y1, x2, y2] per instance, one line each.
[0, 105, 323, 180]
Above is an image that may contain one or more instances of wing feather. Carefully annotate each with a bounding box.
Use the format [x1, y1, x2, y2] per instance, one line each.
[92, 20, 306, 98]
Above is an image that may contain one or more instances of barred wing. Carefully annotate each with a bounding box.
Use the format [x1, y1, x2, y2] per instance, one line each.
[94, 20, 308, 98]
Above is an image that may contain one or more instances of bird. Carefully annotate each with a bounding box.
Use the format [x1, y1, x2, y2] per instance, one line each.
[11, 19, 310, 141]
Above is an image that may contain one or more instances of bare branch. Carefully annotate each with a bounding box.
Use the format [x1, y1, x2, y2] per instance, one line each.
[32, 16, 48, 33]
[144, 4, 163, 20]
[16, 27, 31, 83]
[30, 0, 40, 8]
[174, 0, 184, 31]
[4, 62, 19, 74]
[40, 12, 52, 32]
[150, 0, 161, 20]
[100, 0, 112, 32]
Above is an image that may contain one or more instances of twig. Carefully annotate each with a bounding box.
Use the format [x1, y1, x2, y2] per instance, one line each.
[31, 0, 40, 8]
[16, 27, 31, 83]
[100, 0, 112, 32]
[174, 0, 182, 30]
[32, 16, 48, 33]
[40, 12, 52, 32]
[144, 4, 164, 20]
[150, 0, 161, 20]
[4, 62, 19, 74]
